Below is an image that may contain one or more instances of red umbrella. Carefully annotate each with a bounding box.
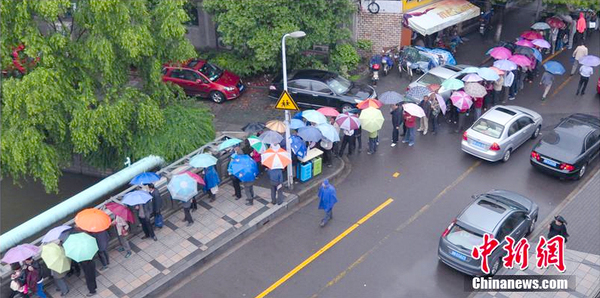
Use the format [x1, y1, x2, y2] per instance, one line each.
[546, 17, 565, 29]
[357, 98, 383, 109]
[316, 107, 340, 117]
[184, 170, 205, 185]
[520, 30, 543, 40]
[105, 202, 135, 223]
[509, 55, 532, 67]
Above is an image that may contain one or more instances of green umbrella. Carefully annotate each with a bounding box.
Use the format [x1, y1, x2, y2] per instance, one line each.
[358, 107, 385, 133]
[441, 78, 465, 91]
[63, 233, 98, 262]
[41, 243, 71, 274]
[248, 136, 267, 153]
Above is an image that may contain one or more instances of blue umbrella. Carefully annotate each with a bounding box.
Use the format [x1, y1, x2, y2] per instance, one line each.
[129, 172, 160, 185]
[461, 67, 480, 74]
[531, 48, 542, 62]
[477, 67, 500, 81]
[578, 55, 600, 67]
[259, 130, 284, 145]
[543, 61, 565, 75]
[167, 174, 198, 202]
[293, 111, 303, 120]
[229, 155, 258, 182]
[290, 135, 307, 158]
[218, 138, 243, 151]
[317, 123, 340, 142]
[493, 59, 518, 71]
[121, 190, 152, 206]
[302, 110, 327, 124]
[289, 119, 306, 130]
[189, 153, 217, 168]
[297, 126, 323, 142]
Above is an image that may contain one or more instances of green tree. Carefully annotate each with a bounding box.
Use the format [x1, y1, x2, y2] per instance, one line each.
[1, 0, 215, 193]
[202, 0, 355, 75]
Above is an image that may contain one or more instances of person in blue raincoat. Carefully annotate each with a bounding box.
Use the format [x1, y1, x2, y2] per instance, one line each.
[318, 179, 338, 227]
[202, 166, 221, 203]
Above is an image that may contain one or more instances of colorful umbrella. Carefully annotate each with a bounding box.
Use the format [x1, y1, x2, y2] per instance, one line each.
[532, 39, 550, 49]
[543, 61, 565, 75]
[546, 17, 565, 29]
[515, 39, 534, 48]
[489, 66, 505, 75]
[42, 225, 72, 243]
[531, 22, 551, 30]
[167, 173, 198, 201]
[63, 233, 98, 262]
[464, 83, 487, 97]
[218, 138, 243, 151]
[434, 93, 447, 115]
[1, 244, 40, 264]
[358, 107, 384, 133]
[357, 98, 383, 110]
[229, 154, 258, 182]
[462, 73, 483, 82]
[406, 86, 432, 101]
[487, 47, 512, 60]
[520, 30, 543, 40]
[493, 59, 518, 71]
[248, 135, 267, 153]
[184, 170, 205, 185]
[259, 130, 283, 145]
[297, 126, 323, 142]
[509, 55, 532, 67]
[402, 103, 425, 118]
[121, 190, 152, 206]
[378, 91, 404, 105]
[335, 112, 361, 131]
[477, 67, 500, 81]
[317, 123, 340, 142]
[289, 119, 306, 130]
[41, 243, 71, 274]
[450, 91, 473, 110]
[75, 208, 111, 232]
[241, 122, 265, 133]
[578, 55, 600, 67]
[302, 110, 327, 124]
[261, 147, 291, 170]
[129, 172, 160, 186]
[265, 120, 286, 134]
[428, 84, 441, 92]
[317, 107, 340, 117]
[290, 135, 307, 159]
[461, 67, 480, 74]
[441, 78, 464, 91]
[105, 202, 135, 223]
[189, 153, 217, 168]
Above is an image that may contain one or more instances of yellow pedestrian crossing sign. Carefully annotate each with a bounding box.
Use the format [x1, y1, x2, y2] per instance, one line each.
[275, 90, 299, 110]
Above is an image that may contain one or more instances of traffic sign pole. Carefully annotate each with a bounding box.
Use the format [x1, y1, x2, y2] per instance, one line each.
[282, 34, 293, 190]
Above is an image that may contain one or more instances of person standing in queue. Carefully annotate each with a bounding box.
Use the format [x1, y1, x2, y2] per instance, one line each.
[136, 201, 157, 241]
[148, 184, 163, 228]
[402, 108, 416, 147]
[267, 168, 284, 205]
[228, 145, 243, 200]
[390, 103, 402, 147]
[203, 165, 220, 203]
[80, 260, 97, 296]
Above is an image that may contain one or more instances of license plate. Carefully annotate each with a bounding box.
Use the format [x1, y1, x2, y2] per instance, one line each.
[543, 159, 557, 167]
[450, 250, 467, 261]
[239, 84, 245, 91]
[472, 140, 486, 149]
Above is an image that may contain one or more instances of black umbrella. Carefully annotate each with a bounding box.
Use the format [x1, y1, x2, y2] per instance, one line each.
[241, 122, 266, 133]
[514, 46, 534, 58]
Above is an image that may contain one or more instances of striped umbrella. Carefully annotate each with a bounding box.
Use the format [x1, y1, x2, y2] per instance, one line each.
[357, 98, 383, 109]
[248, 135, 267, 153]
[451, 91, 473, 110]
[261, 147, 292, 170]
[335, 112, 361, 130]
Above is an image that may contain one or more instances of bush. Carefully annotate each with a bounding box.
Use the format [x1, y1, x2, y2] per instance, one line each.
[293, 54, 328, 71]
[330, 43, 360, 77]
[356, 39, 373, 52]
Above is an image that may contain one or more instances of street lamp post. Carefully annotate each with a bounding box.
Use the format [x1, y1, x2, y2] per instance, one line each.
[282, 31, 306, 189]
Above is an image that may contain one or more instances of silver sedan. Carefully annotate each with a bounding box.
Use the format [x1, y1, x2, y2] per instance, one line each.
[461, 105, 543, 162]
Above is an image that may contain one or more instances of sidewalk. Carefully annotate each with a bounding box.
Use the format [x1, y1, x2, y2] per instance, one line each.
[473, 169, 600, 298]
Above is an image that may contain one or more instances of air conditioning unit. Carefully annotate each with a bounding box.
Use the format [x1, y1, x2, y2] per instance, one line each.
[217, 36, 233, 50]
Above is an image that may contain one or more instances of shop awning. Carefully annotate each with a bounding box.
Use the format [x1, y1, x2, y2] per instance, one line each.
[405, 0, 481, 36]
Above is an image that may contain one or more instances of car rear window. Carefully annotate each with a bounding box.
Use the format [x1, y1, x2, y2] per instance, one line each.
[542, 131, 584, 153]
[446, 224, 482, 250]
[477, 199, 506, 213]
[417, 73, 443, 85]
[472, 118, 504, 139]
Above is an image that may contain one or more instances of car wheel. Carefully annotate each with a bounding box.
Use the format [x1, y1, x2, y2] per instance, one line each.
[531, 125, 541, 139]
[210, 91, 226, 104]
[502, 149, 511, 163]
[489, 258, 501, 276]
[577, 163, 587, 180]
[341, 104, 353, 113]
[527, 216, 536, 236]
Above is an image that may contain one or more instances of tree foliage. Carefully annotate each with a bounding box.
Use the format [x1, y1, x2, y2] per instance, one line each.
[1, 0, 215, 193]
[203, 0, 355, 75]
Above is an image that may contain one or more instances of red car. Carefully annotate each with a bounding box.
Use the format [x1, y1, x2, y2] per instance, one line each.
[597, 77, 600, 95]
[162, 59, 244, 103]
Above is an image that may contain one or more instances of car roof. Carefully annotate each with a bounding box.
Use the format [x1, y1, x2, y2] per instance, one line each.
[426, 65, 461, 80]
[458, 198, 510, 234]
[556, 117, 597, 138]
[566, 113, 600, 129]
[291, 69, 337, 82]
[481, 106, 523, 125]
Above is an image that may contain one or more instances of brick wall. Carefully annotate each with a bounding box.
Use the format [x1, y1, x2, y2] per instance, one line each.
[357, 11, 403, 54]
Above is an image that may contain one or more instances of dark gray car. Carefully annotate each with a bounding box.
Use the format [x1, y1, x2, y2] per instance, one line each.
[438, 190, 539, 276]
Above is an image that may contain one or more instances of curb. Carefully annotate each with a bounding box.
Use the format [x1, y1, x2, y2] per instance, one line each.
[141, 156, 350, 297]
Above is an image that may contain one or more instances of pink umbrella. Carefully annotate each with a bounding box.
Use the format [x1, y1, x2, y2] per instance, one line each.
[462, 73, 483, 82]
[488, 47, 512, 60]
[402, 103, 426, 118]
[184, 171, 205, 185]
[434, 93, 447, 115]
[515, 39, 534, 48]
[520, 30, 543, 40]
[450, 91, 473, 110]
[1, 244, 40, 264]
[509, 55, 532, 67]
[532, 39, 550, 49]
[317, 107, 340, 117]
[335, 112, 360, 130]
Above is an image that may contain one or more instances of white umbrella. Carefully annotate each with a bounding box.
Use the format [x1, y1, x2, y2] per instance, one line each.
[402, 103, 426, 118]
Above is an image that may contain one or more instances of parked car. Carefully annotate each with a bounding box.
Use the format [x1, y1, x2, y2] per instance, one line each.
[462, 105, 543, 162]
[161, 59, 245, 103]
[530, 113, 600, 180]
[438, 190, 538, 276]
[269, 69, 376, 112]
[407, 64, 472, 100]
[597, 77, 600, 94]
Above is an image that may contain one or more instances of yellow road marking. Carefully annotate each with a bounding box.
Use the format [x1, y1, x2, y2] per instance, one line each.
[542, 49, 564, 64]
[310, 161, 481, 297]
[542, 76, 573, 105]
[254, 198, 394, 298]
[392, 172, 400, 178]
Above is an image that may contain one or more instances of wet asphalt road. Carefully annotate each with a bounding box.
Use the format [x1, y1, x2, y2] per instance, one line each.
[166, 7, 600, 298]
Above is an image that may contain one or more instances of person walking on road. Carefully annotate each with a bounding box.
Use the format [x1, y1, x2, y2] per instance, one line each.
[91, 230, 110, 270]
[540, 71, 555, 101]
[148, 184, 163, 228]
[80, 260, 97, 297]
[338, 128, 355, 156]
[203, 166, 220, 203]
[402, 109, 416, 146]
[228, 145, 243, 200]
[571, 42, 588, 75]
[576, 65, 593, 95]
[390, 103, 402, 146]
[318, 179, 337, 227]
[548, 215, 570, 243]
[267, 168, 284, 205]
[136, 201, 157, 241]
[112, 215, 132, 258]
[418, 95, 431, 135]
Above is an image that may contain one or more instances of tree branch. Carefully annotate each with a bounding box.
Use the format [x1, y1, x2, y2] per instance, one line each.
[76, 29, 87, 42]
[58, 16, 67, 35]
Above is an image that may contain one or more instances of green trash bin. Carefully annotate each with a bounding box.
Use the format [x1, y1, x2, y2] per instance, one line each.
[312, 157, 322, 176]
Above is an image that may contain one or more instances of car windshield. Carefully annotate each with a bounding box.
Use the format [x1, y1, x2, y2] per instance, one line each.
[326, 75, 352, 94]
[472, 118, 504, 139]
[446, 224, 483, 250]
[199, 62, 223, 81]
[417, 73, 443, 86]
